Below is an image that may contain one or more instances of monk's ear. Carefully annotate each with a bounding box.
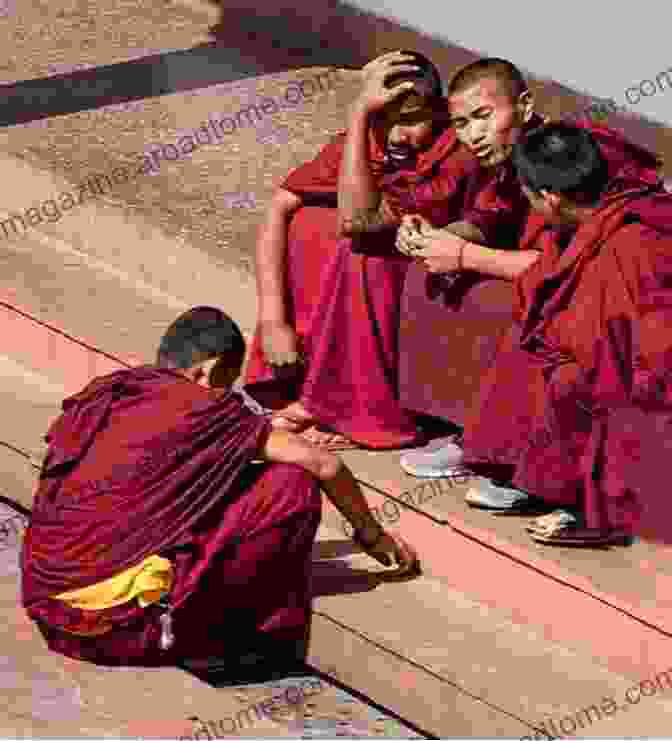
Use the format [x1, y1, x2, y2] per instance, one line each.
[541, 190, 562, 211]
[517, 89, 534, 123]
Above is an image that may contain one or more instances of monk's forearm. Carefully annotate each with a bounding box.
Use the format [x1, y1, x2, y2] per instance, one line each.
[261, 430, 381, 539]
[338, 105, 395, 237]
[461, 242, 540, 280]
[320, 464, 383, 540]
[255, 189, 302, 323]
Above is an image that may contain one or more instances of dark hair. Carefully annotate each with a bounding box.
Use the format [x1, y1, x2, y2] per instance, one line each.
[448, 57, 527, 101]
[157, 306, 245, 370]
[384, 50, 443, 97]
[512, 123, 609, 203]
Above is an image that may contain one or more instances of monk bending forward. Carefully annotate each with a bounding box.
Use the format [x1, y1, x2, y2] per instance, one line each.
[462, 123, 671, 546]
[21, 307, 418, 667]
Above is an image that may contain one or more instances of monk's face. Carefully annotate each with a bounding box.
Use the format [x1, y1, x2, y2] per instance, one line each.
[449, 78, 533, 168]
[375, 87, 441, 165]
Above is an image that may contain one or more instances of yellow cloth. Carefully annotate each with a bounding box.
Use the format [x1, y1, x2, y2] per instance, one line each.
[55, 555, 174, 610]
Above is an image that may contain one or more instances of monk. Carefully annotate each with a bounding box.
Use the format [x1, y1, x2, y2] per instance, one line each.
[21, 307, 418, 668]
[460, 123, 670, 545]
[394, 58, 549, 495]
[395, 59, 661, 511]
[244, 51, 480, 449]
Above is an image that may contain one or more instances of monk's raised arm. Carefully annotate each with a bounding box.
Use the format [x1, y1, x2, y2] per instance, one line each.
[337, 103, 397, 237]
[260, 430, 419, 572]
[255, 188, 303, 325]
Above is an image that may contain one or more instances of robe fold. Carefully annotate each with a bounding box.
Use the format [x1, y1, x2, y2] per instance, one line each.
[462, 128, 670, 536]
[22, 367, 322, 665]
[244, 119, 480, 448]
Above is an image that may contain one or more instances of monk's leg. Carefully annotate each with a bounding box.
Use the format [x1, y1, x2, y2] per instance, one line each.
[244, 207, 341, 411]
[169, 462, 322, 664]
[32, 464, 321, 667]
[298, 244, 420, 449]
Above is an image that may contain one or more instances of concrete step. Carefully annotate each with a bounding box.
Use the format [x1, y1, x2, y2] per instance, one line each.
[4, 297, 672, 736]
[310, 517, 672, 738]
[339, 449, 672, 648]
[0, 355, 419, 738]
[0, 217, 193, 369]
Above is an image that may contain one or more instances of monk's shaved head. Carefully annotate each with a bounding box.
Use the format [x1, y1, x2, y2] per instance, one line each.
[157, 306, 245, 370]
[448, 58, 528, 102]
[513, 123, 608, 203]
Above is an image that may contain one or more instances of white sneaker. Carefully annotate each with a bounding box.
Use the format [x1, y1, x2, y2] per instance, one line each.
[400, 438, 466, 478]
[464, 477, 530, 512]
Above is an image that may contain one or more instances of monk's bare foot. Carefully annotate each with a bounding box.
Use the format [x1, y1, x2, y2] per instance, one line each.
[271, 401, 315, 433]
[302, 426, 359, 450]
[302, 426, 339, 445]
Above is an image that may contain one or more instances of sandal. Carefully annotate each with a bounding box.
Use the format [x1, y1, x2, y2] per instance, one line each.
[526, 510, 630, 546]
[525, 510, 578, 534]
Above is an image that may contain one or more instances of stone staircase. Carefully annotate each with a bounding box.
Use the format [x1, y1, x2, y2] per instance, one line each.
[3, 0, 672, 735]
[2, 188, 672, 737]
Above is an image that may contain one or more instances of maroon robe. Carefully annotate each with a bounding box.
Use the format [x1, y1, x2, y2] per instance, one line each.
[244, 122, 480, 448]
[462, 127, 669, 536]
[21, 367, 321, 665]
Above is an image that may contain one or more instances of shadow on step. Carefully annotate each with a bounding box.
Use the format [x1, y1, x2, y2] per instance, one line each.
[311, 540, 421, 599]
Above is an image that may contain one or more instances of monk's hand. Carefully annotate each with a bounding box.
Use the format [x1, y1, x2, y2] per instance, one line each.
[356, 51, 421, 114]
[395, 214, 434, 257]
[412, 229, 467, 274]
[260, 321, 303, 369]
[355, 526, 419, 574]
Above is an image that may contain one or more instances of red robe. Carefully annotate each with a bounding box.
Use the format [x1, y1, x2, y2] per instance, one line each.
[22, 367, 321, 665]
[462, 128, 669, 536]
[244, 122, 480, 448]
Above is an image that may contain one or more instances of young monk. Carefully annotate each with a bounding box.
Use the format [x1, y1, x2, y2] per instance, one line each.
[395, 58, 548, 492]
[396, 59, 663, 508]
[460, 123, 669, 545]
[21, 307, 418, 667]
[244, 51, 480, 450]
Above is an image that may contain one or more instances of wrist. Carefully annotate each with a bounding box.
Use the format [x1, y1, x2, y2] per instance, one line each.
[457, 239, 473, 271]
[259, 317, 287, 328]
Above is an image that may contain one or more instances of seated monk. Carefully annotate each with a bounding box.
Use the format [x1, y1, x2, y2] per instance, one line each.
[395, 59, 661, 510]
[393, 58, 548, 490]
[21, 307, 418, 668]
[460, 122, 670, 545]
[243, 51, 481, 450]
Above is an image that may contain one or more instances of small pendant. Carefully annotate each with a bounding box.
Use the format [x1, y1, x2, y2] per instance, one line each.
[159, 610, 175, 650]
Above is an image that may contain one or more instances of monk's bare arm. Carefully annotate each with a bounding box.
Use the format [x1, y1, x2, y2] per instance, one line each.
[442, 221, 539, 279]
[462, 242, 540, 280]
[261, 430, 382, 539]
[260, 430, 420, 571]
[255, 188, 303, 324]
[337, 105, 396, 237]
